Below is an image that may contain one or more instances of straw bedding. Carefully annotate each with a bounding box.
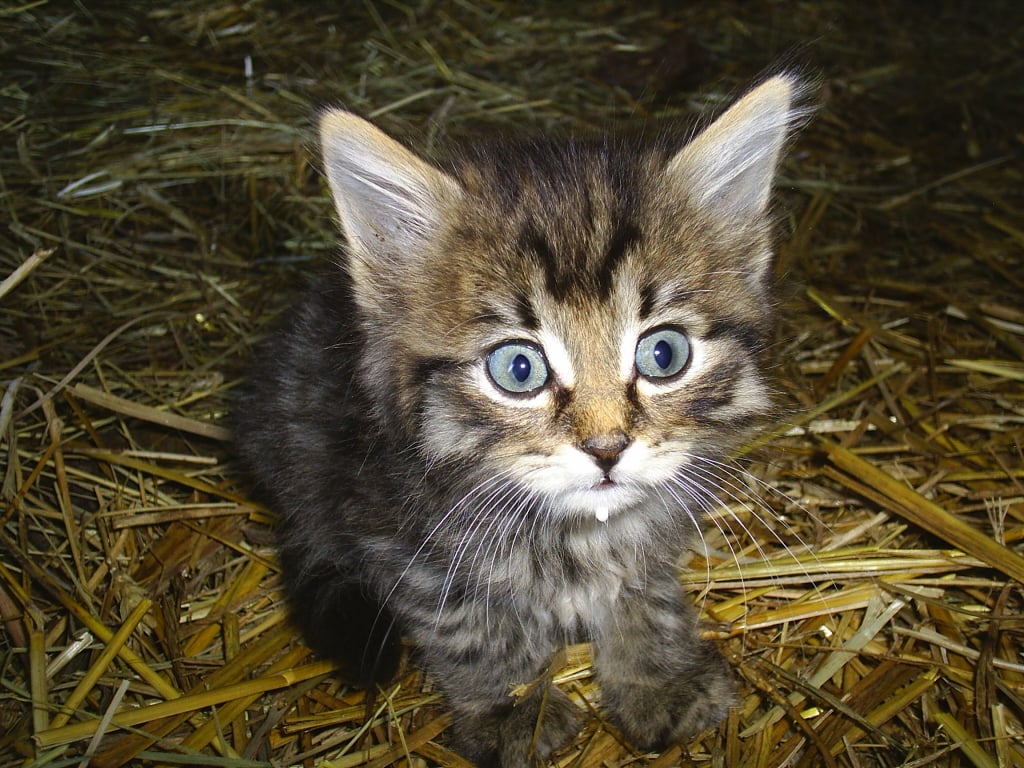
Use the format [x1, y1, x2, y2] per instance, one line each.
[1, 2, 1021, 766]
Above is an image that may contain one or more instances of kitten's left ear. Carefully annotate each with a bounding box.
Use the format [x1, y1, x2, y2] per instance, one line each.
[319, 110, 461, 274]
[667, 75, 805, 220]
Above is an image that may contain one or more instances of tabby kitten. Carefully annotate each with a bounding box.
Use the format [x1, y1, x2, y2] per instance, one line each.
[236, 75, 804, 766]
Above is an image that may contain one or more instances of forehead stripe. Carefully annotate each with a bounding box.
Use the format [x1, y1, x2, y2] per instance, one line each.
[596, 220, 642, 300]
[639, 283, 657, 320]
[514, 291, 540, 331]
[705, 318, 764, 354]
[517, 223, 566, 301]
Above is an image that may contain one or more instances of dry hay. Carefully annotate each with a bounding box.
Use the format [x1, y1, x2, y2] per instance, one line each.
[1, 2, 1022, 767]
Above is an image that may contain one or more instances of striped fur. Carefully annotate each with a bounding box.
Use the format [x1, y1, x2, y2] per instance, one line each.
[236, 75, 804, 766]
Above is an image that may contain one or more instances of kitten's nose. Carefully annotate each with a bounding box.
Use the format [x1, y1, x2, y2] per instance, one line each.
[581, 431, 631, 474]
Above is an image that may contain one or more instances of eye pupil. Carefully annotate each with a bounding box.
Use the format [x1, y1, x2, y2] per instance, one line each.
[652, 339, 672, 370]
[510, 354, 531, 383]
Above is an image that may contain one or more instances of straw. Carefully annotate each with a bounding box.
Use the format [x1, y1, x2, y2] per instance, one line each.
[2, 2, 1022, 766]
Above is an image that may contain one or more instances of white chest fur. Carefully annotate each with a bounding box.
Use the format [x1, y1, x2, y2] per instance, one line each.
[550, 567, 627, 629]
[510, 514, 651, 634]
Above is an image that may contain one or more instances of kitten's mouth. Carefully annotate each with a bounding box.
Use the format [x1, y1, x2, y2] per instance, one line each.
[556, 480, 642, 523]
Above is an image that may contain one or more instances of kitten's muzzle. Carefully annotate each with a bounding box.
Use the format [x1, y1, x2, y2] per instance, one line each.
[581, 431, 631, 475]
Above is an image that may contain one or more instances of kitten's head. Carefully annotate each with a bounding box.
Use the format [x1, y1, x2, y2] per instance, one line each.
[320, 76, 805, 524]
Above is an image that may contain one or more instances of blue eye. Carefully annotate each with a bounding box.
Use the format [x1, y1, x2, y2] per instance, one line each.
[486, 342, 549, 394]
[635, 327, 690, 379]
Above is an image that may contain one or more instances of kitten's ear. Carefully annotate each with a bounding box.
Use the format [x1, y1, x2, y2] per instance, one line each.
[667, 75, 804, 220]
[319, 110, 460, 270]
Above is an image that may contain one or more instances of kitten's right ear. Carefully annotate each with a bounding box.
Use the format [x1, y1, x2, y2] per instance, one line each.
[666, 75, 806, 222]
[319, 110, 460, 274]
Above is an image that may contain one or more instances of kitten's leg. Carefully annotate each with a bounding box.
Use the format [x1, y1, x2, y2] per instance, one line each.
[421, 635, 581, 766]
[595, 570, 733, 750]
[280, 552, 401, 687]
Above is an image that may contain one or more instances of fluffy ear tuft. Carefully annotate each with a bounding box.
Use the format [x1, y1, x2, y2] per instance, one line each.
[319, 110, 460, 274]
[667, 75, 807, 220]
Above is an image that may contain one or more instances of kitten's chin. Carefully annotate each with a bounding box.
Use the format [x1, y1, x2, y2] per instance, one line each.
[554, 483, 647, 522]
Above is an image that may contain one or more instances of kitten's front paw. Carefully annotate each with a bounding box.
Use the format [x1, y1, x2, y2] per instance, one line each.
[499, 685, 581, 766]
[451, 685, 581, 767]
[602, 641, 733, 751]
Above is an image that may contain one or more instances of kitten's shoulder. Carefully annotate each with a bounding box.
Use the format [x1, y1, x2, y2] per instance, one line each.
[232, 268, 369, 478]
[250, 270, 361, 381]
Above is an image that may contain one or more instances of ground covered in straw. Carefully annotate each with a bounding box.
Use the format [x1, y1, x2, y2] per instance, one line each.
[1, 2, 1022, 767]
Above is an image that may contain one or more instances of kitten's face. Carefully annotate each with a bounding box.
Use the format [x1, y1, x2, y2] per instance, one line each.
[320, 76, 801, 523]
[406, 185, 773, 523]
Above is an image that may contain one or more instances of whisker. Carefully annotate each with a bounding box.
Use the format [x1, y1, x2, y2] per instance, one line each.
[690, 455, 829, 564]
[373, 469, 519, 641]
[660, 478, 730, 616]
[436, 473, 526, 627]
[665, 452, 837, 627]
[479, 487, 537, 638]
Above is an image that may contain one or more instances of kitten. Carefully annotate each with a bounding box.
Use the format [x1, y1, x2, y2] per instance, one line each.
[236, 74, 804, 766]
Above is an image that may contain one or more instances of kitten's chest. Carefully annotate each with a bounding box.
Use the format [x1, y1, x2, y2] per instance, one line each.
[547, 569, 628, 631]
[514, 522, 647, 633]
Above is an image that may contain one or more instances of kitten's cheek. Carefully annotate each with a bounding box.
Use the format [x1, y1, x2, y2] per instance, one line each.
[619, 444, 686, 486]
[417, 397, 493, 460]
